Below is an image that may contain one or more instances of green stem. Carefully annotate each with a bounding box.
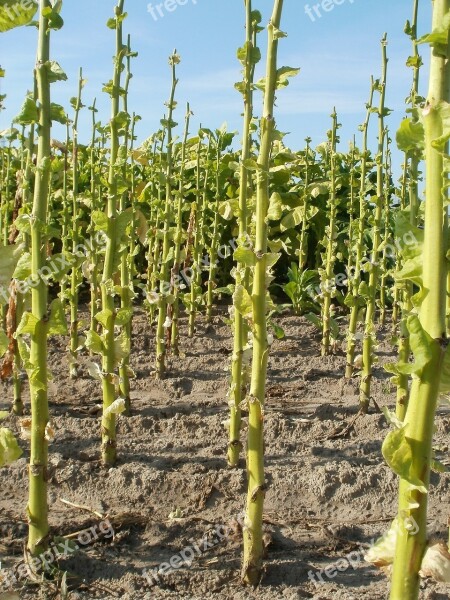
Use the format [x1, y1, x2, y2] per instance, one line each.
[100, 0, 126, 467]
[242, 0, 284, 585]
[27, 0, 52, 557]
[171, 103, 191, 356]
[360, 35, 388, 413]
[155, 52, 179, 379]
[345, 82, 375, 379]
[390, 1, 449, 596]
[69, 67, 84, 378]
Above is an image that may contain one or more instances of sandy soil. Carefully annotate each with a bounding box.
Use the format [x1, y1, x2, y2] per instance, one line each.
[0, 307, 449, 600]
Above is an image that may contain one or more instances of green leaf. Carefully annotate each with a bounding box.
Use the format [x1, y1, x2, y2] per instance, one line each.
[396, 117, 425, 153]
[115, 308, 133, 327]
[439, 343, 450, 393]
[304, 312, 322, 330]
[280, 206, 304, 231]
[16, 311, 39, 336]
[265, 253, 281, 268]
[267, 192, 283, 221]
[15, 96, 38, 125]
[46, 61, 67, 83]
[42, 5, 64, 30]
[237, 41, 261, 66]
[85, 330, 103, 355]
[0, 244, 22, 288]
[50, 103, 67, 124]
[233, 285, 253, 318]
[114, 332, 130, 363]
[242, 158, 260, 172]
[13, 251, 31, 281]
[92, 210, 108, 233]
[116, 211, 133, 240]
[233, 247, 256, 267]
[275, 66, 300, 89]
[48, 299, 67, 335]
[405, 315, 433, 375]
[0, 427, 22, 466]
[0, 328, 9, 357]
[95, 309, 113, 329]
[417, 10, 450, 54]
[271, 323, 285, 340]
[0, 0, 38, 32]
[382, 427, 427, 493]
[29, 367, 47, 391]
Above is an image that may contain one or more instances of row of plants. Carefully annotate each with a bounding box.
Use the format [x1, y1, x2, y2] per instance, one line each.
[0, 0, 449, 597]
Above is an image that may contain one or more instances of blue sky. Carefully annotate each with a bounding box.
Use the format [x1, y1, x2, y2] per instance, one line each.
[0, 0, 431, 174]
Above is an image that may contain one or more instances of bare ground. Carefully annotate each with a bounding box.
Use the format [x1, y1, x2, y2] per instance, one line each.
[0, 307, 449, 600]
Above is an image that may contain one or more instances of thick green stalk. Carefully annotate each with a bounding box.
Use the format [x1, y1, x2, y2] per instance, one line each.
[242, 0, 284, 586]
[100, 0, 126, 466]
[360, 35, 388, 413]
[229, 0, 255, 468]
[396, 0, 422, 417]
[390, 3, 448, 595]
[27, 0, 52, 557]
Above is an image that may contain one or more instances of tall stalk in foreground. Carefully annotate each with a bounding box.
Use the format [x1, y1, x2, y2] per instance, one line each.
[360, 35, 388, 413]
[26, 0, 52, 557]
[395, 0, 422, 420]
[228, 0, 260, 468]
[242, 0, 296, 585]
[97, 0, 127, 466]
[388, 1, 449, 596]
